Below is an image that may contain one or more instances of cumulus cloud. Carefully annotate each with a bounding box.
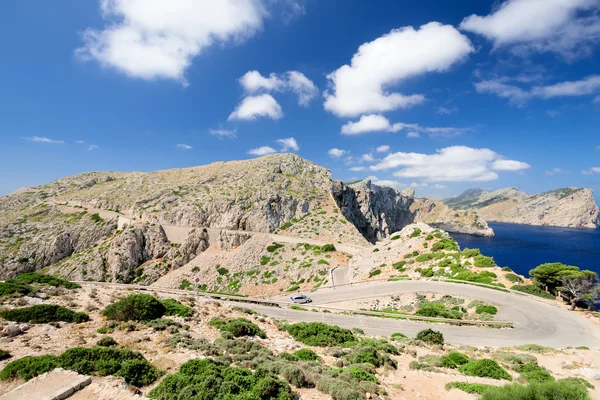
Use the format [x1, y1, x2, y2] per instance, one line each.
[328, 148, 347, 158]
[437, 106, 458, 115]
[349, 166, 365, 172]
[545, 168, 569, 176]
[582, 167, 600, 175]
[176, 144, 192, 150]
[324, 22, 473, 117]
[376, 145, 390, 153]
[76, 140, 85, 144]
[369, 146, 530, 182]
[238, 70, 317, 106]
[460, 0, 600, 60]
[277, 137, 299, 152]
[410, 182, 428, 188]
[476, 75, 600, 105]
[360, 153, 374, 163]
[77, 0, 267, 84]
[23, 136, 64, 144]
[341, 115, 402, 135]
[87, 144, 99, 151]
[406, 132, 421, 139]
[228, 94, 283, 120]
[248, 145, 276, 156]
[209, 128, 237, 138]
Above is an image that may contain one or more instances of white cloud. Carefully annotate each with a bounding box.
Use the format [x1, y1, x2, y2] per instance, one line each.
[370, 146, 530, 182]
[239, 70, 285, 92]
[77, 0, 267, 84]
[360, 153, 374, 163]
[545, 168, 569, 176]
[341, 115, 402, 135]
[460, 0, 600, 59]
[376, 145, 390, 153]
[176, 144, 192, 150]
[238, 70, 317, 106]
[349, 166, 365, 172]
[248, 146, 276, 156]
[437, 106, 458, 115]
[23, 136, 64, 144]
[228, 94, 283, 121]
[582, 167, 600, 175]
[410, 182, 428, 188]
[277, 137, 299, 152]
[476, 75, 600, 105]
[406, 132, 421, 139]
[76, 140, 85, 144]
[324, 22, 473, 117]
[432, 184, 448, 189]
[209, 128, 237, 138]
[365, 176, 403, 188]
[328, 148, 347, 158]
[87, 144, 99, 151]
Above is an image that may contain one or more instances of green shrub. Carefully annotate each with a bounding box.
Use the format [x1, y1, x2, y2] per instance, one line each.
[419, 268, 435, 278]
[90, 213, 103, 223]
[369, 269, 382, 278]
[293, 348, 320, 361]
[416, 329, 444, 345]
[480, 380, 591, 400]
[459, 359, 512, 380]
[102, 294, 166, 321]
[343, 346, 397, 369]
[0, 355, 60, 381]
[415, 303, 462, 319]
[391, 235, 401, 240]
[13, 273, 80, 289]
[0, 280, 32, 297]
[410, 228, 422, 238]
[148, 358, 293, 400]
[322, 244, 336, 252]
[505, 273, 523, 283]
[393, 261, 406, 270]
[474, 255, 496, 268]
[160, 298, 193, 317]
[178, 280, 192, 290]
[476, 305, 498, 315]
[440, 352, 470, 368]
[0, 350, 11, 361]
[461, 248, 481, 258]
[267, 243, 284, 252]
[0, 305, 89, 324]
[209, 318, 266, 338]
[344, 365, 378, 383]
[144, 318, 182, 331]
[284, 322, 355, 347]
[446, 381, 495, 395]
[117, 359, 161, 387]
[432, 238, 458, 251]
[516, 363, 554, 383]
[511, 285, 554, 299]
[391, 332, 407, 339]
[494, 352, 538, 366]
[96, 336, 118, 347]
[558, 377, 594, 390]
[515, 344, 554, 353]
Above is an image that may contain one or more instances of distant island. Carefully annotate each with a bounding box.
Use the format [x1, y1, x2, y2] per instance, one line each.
[442, 187, 600, 229]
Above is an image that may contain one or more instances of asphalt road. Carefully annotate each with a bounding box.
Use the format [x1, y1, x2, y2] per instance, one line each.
[261, 280, 600, 348]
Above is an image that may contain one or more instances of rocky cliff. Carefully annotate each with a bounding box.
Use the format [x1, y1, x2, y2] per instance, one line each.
[332, 180, 493, 243]
[0, 154, 492, 280]
[443, 187, 600, 229]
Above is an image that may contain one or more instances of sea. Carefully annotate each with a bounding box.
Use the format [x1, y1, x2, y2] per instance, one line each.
[451, 222, 600, 278]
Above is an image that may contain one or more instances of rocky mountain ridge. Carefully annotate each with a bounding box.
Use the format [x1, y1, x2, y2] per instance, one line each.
[443, 187, 600, 229]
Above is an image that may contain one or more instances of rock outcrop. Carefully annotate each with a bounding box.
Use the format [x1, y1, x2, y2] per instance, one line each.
[443, 187, 600, 229]
[332, 180, 493, 243]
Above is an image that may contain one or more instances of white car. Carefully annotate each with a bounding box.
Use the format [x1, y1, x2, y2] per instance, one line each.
[290, 294, 312, 304]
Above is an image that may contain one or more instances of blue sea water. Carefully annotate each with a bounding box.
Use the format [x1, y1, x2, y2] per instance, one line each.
[451, 222, 600, 278]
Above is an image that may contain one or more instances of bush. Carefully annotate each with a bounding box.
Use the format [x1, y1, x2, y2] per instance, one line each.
[144, 318, 182, 331]
[284, 322, 355, 347]
[369, 269, 382, 278]
[209, 318, 266, 338]
[267, 243, 284, 252]
[558, 378, 594, 390]
[432, 238, 458, 251]
[473, 255, 496, 268]
[13, 273, 80, 289]
[440, 352, 470, 369]
[118, 359, 161, 387]
[415, 303, 462, 319]
[96, 336, 118, 347]
[516, 363, 554, 383]
[446, 381, 494, 395]
[476, 305, 498, 315]
[511, 285, 554, 299]
[0, 305, 89, 324]
[410, 228, 422, 238]
[0, 355, 60, 381]
[416, 329, 444, 345]
[160, 298, 193, 317]
[101, 294, 166, 321]
[316, 378, 363, 400]
[343, 346, 397, 369]
[148, 358, 293, 400]
[293, 348, 320, 361]
[322, 244, 336, 252]
[344, 365, 378, 383]
[0, 350, 11, 361]
[280, 364, 307, 387]
[419, 268, 434, 278]
[459, 359, 512, 380]
[0, 280, 32, 297]
[505, 273, 523, 283]
[461, 248, 481, 258]
[391, 332, 406, 339]
[393, 261, 406, 270]
[480, 380, 591, 400]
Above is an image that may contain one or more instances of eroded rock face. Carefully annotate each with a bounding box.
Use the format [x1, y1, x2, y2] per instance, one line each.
[218, 230, 253, 251]
[443, 187, 600, 229]
[167, 228, 210, 267]
[332, 180, 493, 243]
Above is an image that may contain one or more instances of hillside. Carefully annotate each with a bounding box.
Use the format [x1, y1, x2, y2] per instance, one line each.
[443, 187, 600, 229]
[0, 154, 492, 284]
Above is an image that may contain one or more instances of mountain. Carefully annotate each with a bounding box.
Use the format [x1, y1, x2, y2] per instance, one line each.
[443, 187, 600, 229]
[0, 154, 492, 283]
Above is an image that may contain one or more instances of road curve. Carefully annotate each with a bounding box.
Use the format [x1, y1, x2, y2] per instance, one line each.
[268, 280, 600, 348]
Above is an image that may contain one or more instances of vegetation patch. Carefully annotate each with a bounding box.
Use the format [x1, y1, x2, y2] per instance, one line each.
[160, 298, 193, 317]
[283, 322, 356, 347]
[0, 304, 89, 324]
[440, 352, 470, 369]
[102, 294, 166, 321]
[446, 381, 495, 395]
[511, 285, 554, 299]
[479, 380, 591, 400]
[415, 329, 444, 345]
[209, 317, 267, 339]
[459, 359, 512, 380]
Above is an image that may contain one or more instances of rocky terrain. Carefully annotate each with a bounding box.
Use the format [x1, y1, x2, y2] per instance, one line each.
[443, 187, 600, 229]
[0, 154, 492, 283]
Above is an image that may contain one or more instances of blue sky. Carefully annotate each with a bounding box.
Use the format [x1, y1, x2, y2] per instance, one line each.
[1, 0, 600, 201]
